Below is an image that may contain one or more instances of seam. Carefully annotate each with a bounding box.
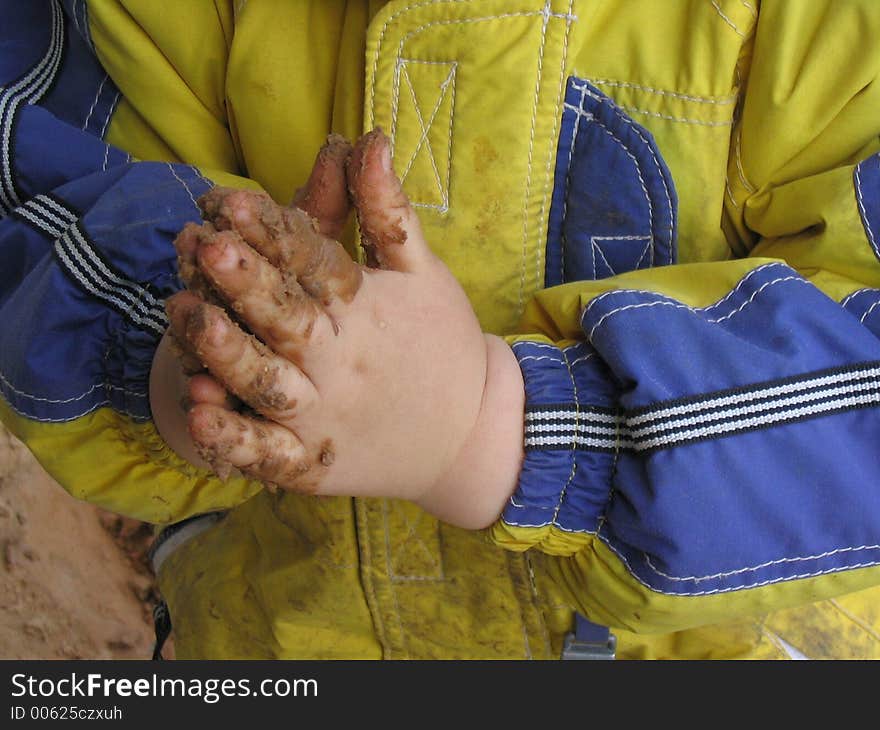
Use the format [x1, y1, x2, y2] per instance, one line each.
[518, 355, 565, 364]
[760, 626, 800, 660]
[643, 543, 880, 583]
[571, 80, 676, 264]
[389, 501, 444, 580]
[512, 340, 565, 352]
[99, 91, 122, 141]
[354, 500, 390, 657]
[587, 78, 738, 105]
[166, 163, 198, 209]
[710, 0, 747, 38]
[560, 82, 587, 282]
[740, 0, 757, 18]
[860, 300, 880, 324]
[0, 0, 64, 215]
[854, 159, 879, 260]
[0, 369, 146, 404]
[841, 288, 874, 308]
[725, 177, 740, 209]
[0, 390, 146, 423]
[524, 553, 554, 658]
[829, 598, 880, 643]
[562, 101, 657, 270]
[734, 129, 755, 193]
[370, 2, 576, 311]
[395, 60, 456, 212]
[585, 271, 807, 341]
[596, 530, 880, 597]
[548, 345, 580, 529]
[82, 74, 109, 131]
[520, 1, 553, 316]
[617, 104, 734, 127]
[535, 0, 575, 297]
[381, 500, 409, 658]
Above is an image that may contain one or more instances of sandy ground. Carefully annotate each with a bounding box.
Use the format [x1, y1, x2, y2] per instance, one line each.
[0, 423, 166, 660]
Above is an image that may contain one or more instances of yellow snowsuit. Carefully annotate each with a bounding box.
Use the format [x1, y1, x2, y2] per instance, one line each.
[1, 0, 880, 658]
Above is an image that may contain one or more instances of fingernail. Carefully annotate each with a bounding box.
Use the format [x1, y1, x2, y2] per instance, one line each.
[204, 240, 238, 272]
[379, 137, 393, 172]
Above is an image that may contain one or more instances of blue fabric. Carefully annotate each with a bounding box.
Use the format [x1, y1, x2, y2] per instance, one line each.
[544, 78, 678, 287]
[0, 7, 212, 423]
[855, 153, 880, 263]
[504, 340, 617, 533]
[842, 287, 880, 339]
[511, 263, 880, 593]
[0, 1, 51, 84]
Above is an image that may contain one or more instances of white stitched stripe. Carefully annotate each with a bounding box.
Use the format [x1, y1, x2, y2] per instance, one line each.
[0, 1, 64, 213]
[36, 193, 77, 221]
[55, 229, 167, 333]
[631, 389, 880, 450]
[627, 366, 880, 428]
[527, 409, 617, 423]
[526, 365, 880, 452]
[68, 225, 166, 317]
[14, 204, 64, 237]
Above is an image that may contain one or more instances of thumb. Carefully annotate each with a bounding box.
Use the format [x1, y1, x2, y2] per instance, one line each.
[291, 133, 353, 240]
[346, 128, 431, 272]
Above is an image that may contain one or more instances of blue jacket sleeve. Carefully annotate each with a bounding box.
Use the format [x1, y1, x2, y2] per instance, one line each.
[493, 1, 880, 633]
[0, 1, 262, 523]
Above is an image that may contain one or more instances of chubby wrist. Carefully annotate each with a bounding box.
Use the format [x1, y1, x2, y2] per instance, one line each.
[415, 334, 525, 529]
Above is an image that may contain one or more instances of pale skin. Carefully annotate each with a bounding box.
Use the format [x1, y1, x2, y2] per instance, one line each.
[150, 129, 525, 530]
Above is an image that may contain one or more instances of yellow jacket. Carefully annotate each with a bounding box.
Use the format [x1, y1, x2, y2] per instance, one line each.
[1, 0, 880, 658]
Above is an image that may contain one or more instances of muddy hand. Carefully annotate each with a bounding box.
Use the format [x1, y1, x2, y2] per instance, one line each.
[168, 129, 491, 506]
[168, 134, 355, 403]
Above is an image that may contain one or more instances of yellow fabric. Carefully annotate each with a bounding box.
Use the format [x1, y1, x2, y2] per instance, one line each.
[4, 0, 878, 658]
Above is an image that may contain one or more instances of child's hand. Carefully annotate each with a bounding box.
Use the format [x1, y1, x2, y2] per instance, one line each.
[160, 131, 525, 528]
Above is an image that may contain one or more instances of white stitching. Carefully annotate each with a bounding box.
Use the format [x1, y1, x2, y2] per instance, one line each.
[829, 598, 880, 643]
[710, 0, 746, 38]
[860, 299, 880, 324]
[617, 104, 734, 127]
[0, 368, 147, 404]
[518, 355, 565, 364]
[644, 543, 880, 583]
[512, 340, 560, 352]
[82, 74, 109, 131]
[395, 61, 456, 212]
[587, 78, 738, 105]
[99, 91, 121, 141]
[398, 64, 444, 197]
[734, 129, 755, 193]
[166, 163, 198, 209]
[710, 275, 805, 323]
[0, 390, 147, 423]
[568, 353, 594, 367]
[581, 262, 784, 323]
[596, 530, 880, 597]
[739, 0, 758, 18]
[725, 177, 740, 209]
[855, 159, 879, 260]
[520, 1, 553, 314]
[534, 0, 575, 296]
[586, 274, 809, 341]
[571, 80, 676, 264]
[841, 288, 874, 308]
[550, 345, 581, 528]
[370, 3, 576, 305]
[560, 83, 587, 282]
[562, 101, 657, 270]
